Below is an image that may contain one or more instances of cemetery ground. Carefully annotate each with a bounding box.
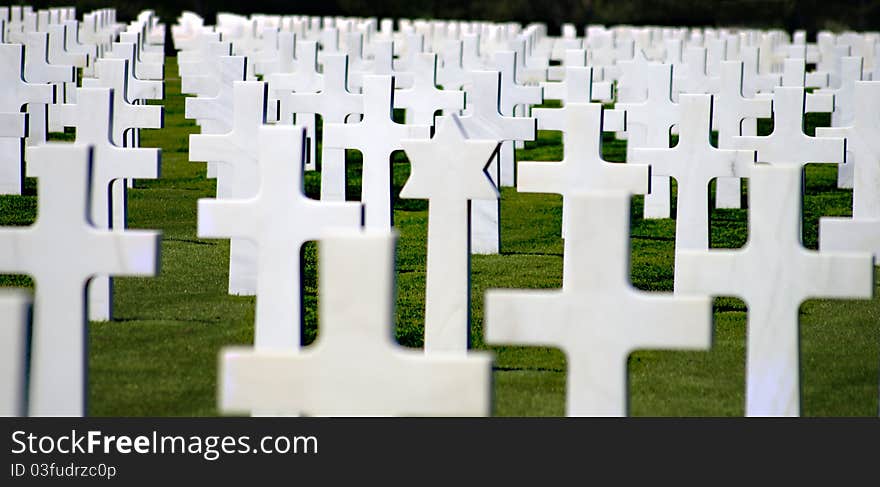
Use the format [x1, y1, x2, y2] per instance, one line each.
[3, 56, 879, 416]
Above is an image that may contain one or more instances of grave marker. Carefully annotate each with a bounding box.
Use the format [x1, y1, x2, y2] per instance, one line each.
[58, 87, 160, 321]
[819, 81, 880, 259]
[0, 290, 30, 416]
[677, 164, 873, 416]
[459, 70, 536, 254]
[220, 229, 491, 416]
[631, 94, 754, 270]
[617, 63, 680, 219]
[324, 75, 430, 229]
[394, 52, 464, 126]
[198, 125, 362, 349]
[285, 54, 362, 202]
[0, 44, 54, 195]
[191, 81, 267, 296]
[735, 86, 844, 170]
[520, 101, 646, 238]
[485, 191, 712, 416]
[0, 144, 159, 416]
[713, 61, 773, 209]
[400, 115, 499, 353]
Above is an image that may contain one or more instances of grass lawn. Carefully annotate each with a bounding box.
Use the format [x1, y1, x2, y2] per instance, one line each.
[2, 56, 878, 416]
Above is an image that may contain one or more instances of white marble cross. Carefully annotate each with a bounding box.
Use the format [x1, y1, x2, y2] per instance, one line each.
[459, 70, 536, 254]
[617, 63, 680, 219]
[81, 58, 164, 232]
[616, 48, 650, 104]
[369, 39, 414, 89]
[199, 125, 362, 349]
[191, 81, 267, 296]
[520, 101, 646, 238]
[495, 50, 542, 187]
[285, 54, 362, 202]
[677, 164, 873, 416]
[436, 39, 468, 91]
[819, 81, 880, 259]
[107, 41, 163, 102]
[485, 191, 712, 416]
[735, 86, 844, 169]
[713, 61, 773, 209]
[631, 94, 755, 265]
[0, 144, 159, 416]
[58, 87, 160, 322]
[324, 75, 430, 229]
[0, 290, 30, 416]
[541, 63, 587, 104]
[219, 229, 491, 416]
[674, 46, 717, 97]
[184, 55, 247, 194]
[399, 115, 499, 353]
[741, 46, 781, 97]
[82, 58, 163, 147]
[23, 31, 75, 147]
[817, 56, 864, 188]
[394, 52, 464, 126]
[46, 22, 87, 133]
[268, 39, 322, 170]
[0, 43, 53, 195]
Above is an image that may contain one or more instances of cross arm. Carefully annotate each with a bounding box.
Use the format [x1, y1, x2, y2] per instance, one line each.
[517, 159, 566, 194]
[322, 122, 368, 150]
[189, 132, 235, 163]
[88, 228, 160, 276]
[803, 251, 874, 299]
[629, 147, 680, 178]
[533, 107, 564, 131]
[626, 291, 713, 352]
[107, 146, 160, 180]
[592, 81, 613, 102]
[484, 289, 571, 349]
[197, 198, 260, 240]
[128, 104, 163, 130]
[808, 91, 835, 113]
[0, 112, 27, 137]
[675, 249, 746, 298]
[603, 109, 626, 132]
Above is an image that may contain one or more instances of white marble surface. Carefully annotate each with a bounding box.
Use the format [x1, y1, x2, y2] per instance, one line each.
[712, 61, 772, 209]
[631, 94, 754, 260]
[191, 81, 267, 296]
[184, 54, 246, 191]
[268, 39, 322, 169]
[520, 102, 646, 238]
[198, 125, 361, 350]
[0, 290, 30, 416]
[819, 81, 880, 259]
[677, 164, 873, 416]
[61, 88, 159, 322]
[618, 63, 680, 219]
[0, 144, 159, 416]
[286, 54, 363, 202]
[400, 115, 499, 353]
[817, 56, 864, 188]
[220, 230, 491, 416]
[494, 51, 542, 187]
[459, 70, 536, 254]
[485, 191, 712, 416]
[23, 31, 74, 148]
[394, 52, 464, 126]
[324, 75, 429, 229]
[735, 86, 844, 169]
[0, 44, 53, 195]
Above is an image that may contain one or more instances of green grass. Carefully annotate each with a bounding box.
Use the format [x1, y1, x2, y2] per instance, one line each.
[2, 57, 878, 416]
